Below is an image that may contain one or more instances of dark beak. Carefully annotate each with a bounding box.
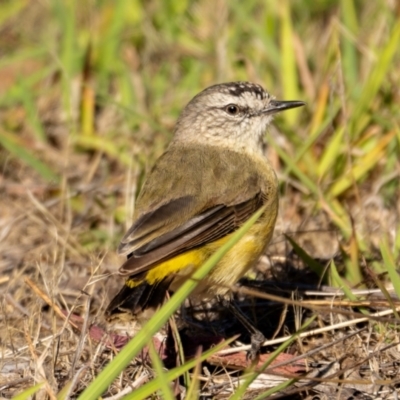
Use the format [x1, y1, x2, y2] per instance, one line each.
[264, 100, 305, 115]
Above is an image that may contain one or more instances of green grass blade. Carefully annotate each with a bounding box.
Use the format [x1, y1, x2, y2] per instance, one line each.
[52, 0, 79, 114]
[253, 378, 297, 400]
[284, 103, 342, 178]
[73, 135, 133, 166]
[97, 2, 126, 82]
[332, 257, 378, 317]
[350, 21, 400, 137]
[184, 356, 201, 400]
[148, 341, 175, 400]
[0, 130, 59, 182]
[0, 0, 28, 25]
[317, 126, 344, 179]
[340, 0, 359, 92]
[328, 130, 396, 197]
[285, 235, 325, 278]
[380, 237, 400, 300]
[12, 382, 44, 400]
[395, 224, 400, 261]
[56, 380, 73, 400]
[270, 137, 319, 195]
[329, 259, 360, 303]
[279, 1, 300, 126]
[17, 80, 46, 142]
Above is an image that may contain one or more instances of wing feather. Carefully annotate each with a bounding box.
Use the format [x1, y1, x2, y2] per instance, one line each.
[119, 194, 263, 276]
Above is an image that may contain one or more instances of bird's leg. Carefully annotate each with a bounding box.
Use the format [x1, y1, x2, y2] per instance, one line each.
[222, 297, 265, 361]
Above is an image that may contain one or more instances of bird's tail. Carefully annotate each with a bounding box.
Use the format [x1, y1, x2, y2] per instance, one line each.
[105, 277, 172, 320]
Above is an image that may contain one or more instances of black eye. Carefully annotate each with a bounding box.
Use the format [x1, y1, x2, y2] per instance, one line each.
[225, 104, 240, 115]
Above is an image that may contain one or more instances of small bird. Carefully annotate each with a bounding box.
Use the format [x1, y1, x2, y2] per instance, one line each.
[106, 82, 304, 321]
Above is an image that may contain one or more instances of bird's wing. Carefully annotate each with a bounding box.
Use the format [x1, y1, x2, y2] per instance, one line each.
[118, 194, 265, 276]
[117, 144, 273, 276]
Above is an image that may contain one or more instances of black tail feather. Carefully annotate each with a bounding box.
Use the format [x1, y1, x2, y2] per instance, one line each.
[105, 278, 172, 319]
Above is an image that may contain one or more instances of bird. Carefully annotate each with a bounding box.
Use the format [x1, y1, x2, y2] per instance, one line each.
[106, 82, 304, 323]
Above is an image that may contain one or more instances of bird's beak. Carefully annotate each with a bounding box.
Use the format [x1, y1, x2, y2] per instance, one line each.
[263, 100, 305, 115]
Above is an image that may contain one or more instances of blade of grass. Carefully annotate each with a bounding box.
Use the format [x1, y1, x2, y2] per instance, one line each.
[285, 235, 325, 278]
[80, 45, 95, 137]
[0, 0, 28, 25]
[344, 227, 363, 287]
[253, 378, 298, 400]
[270, 137, 319, 195]
[332, 256, 382, 317]
[16, 79, 46, 142]
[168, 314, 191, 389]
[0, 130, 59, 182]
[12, 382, 44, 400]
[97, 1, 127, 83]
[380, 236, 400, 300]
[56, 380, 73, 400]
[318, 197, 352, 240]
[365, 266, 400, 320]
[184, 350, 201, 400]
[395, 224, 400, 261]
[328, 130, 396, 197]
[284, 104, 340, 184]
[279, 0, 300, 126]
[73, 135, 133, 166]
[329, 259, 362, 304]
[52, 0, 79, 115]
[317, 126, 344, 179]
[148, 341, 175, 400]
[350, 21, 400, 137]
[340, 0, 359, 92]
[1, 64, 54, 107]
[309, 80, 329, 136]
[282, 102, 342, 179]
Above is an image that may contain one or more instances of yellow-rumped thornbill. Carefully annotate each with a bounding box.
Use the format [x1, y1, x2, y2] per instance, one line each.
[106, 82, 304, 320]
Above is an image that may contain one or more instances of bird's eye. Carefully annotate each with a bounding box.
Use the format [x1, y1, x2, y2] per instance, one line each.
[225, 104, 240, 115]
